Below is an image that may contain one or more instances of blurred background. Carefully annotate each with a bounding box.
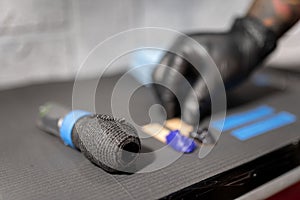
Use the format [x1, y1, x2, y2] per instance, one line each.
[1, 0, 300, 89]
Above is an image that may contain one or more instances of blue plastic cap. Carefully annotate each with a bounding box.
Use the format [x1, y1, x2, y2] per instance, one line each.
[165, 130, 197, 153]
[59, 110, 92, 148]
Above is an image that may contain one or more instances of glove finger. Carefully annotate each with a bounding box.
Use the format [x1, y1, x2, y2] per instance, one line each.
[152, 51, 196, 119]
[182, 75, 211, 125]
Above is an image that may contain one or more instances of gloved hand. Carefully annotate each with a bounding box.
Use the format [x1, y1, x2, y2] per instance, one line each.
[152, 16, 278, 125]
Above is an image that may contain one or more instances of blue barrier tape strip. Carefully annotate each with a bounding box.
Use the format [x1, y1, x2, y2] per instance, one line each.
[212, 105, 274, 132]
[231, 112, 296, 141]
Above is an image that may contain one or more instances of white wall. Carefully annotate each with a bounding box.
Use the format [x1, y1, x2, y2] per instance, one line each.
[0, 0, 299, 89]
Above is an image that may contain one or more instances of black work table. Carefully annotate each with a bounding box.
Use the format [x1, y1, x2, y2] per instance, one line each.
[1, 68, 300, 200]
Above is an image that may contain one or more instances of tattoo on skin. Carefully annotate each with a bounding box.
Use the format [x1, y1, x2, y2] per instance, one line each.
[248, 0, 300, 37]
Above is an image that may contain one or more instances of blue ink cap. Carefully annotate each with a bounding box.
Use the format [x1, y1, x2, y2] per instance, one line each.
[166, 130, 197, 153]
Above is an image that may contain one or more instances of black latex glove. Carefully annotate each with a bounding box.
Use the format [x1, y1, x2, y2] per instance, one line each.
[152, 16, 277, 125]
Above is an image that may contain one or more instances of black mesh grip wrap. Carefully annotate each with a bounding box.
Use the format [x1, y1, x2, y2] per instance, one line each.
[72, 114, 141, 173]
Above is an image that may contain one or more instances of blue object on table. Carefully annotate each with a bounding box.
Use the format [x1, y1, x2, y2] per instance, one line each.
[212, 105, 274, 132]
[166, 130, 197, 153]
[231, 111, 296, 141]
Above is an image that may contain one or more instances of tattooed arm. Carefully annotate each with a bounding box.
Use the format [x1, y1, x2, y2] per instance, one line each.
[248, 0, 300, 38]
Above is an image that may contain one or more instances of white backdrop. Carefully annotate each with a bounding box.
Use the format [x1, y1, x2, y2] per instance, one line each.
[0, 0, 299, 89]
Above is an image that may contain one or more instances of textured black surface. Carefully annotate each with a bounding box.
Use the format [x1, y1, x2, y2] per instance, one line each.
[0, 68, 300, 200]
